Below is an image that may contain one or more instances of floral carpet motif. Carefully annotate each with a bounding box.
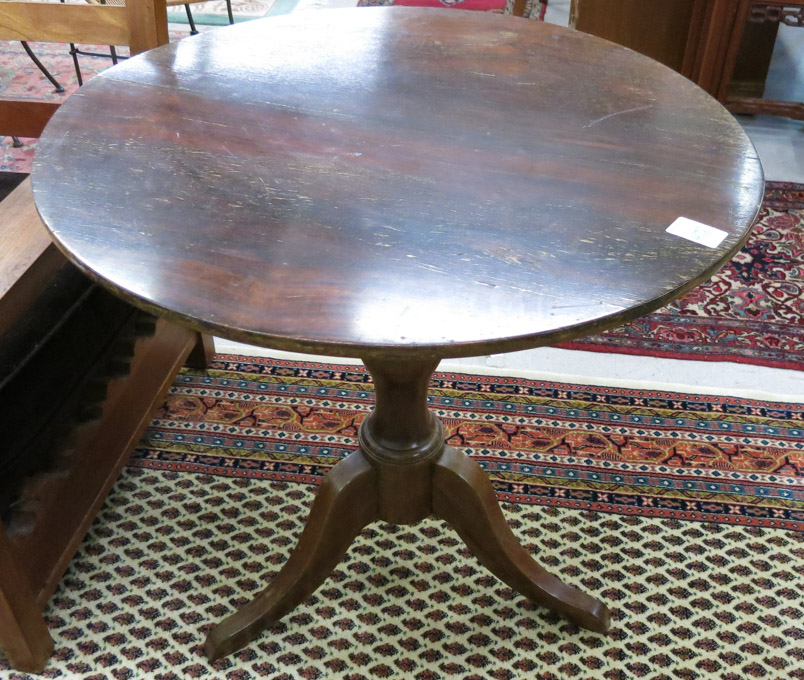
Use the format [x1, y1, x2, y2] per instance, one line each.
[558, 184, 804, 370]
[2, 357, 802, 679]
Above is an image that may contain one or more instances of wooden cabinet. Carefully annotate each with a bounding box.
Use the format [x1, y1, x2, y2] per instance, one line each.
[569, 0, 780, 105]
[569, 0, 706, 75]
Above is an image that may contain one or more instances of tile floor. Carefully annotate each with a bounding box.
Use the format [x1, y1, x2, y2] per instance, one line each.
[218, 0, 803, 400]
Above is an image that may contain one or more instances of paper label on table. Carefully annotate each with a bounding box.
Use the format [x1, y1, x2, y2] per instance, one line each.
[666, 217, 728, 249]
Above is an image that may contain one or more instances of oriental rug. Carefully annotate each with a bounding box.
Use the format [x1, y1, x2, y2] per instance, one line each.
[2, 356, 802, 679]
[557, 183, 804, 370]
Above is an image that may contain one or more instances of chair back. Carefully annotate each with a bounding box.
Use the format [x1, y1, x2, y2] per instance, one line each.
[0, 0, 169, 137]
[505, 0, 547, 19]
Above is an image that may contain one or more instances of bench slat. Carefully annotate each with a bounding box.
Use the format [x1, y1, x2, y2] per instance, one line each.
[0, 101, 60, 139]
[0, 3, 130, 45]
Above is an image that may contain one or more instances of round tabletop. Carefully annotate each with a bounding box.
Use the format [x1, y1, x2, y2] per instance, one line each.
[33, 7, 764, 359]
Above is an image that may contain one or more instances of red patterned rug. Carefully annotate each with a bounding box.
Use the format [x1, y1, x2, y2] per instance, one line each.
[1, 40, 86, 173]
[3, 356, 802, 679]
[557, 183, 804, 370]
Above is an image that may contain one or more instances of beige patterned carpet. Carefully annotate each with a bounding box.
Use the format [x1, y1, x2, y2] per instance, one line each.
[2, 356, 802, 679]
[32, 469, 802, 679]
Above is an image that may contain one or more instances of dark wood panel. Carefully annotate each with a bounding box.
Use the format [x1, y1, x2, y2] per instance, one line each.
[714, 0, 801, 117]
[0, 173, 27, 203]
[0, 524, 52, 673]
[10, 318, 197, 602]
[0, 0, 187, 671]
[570, 0, 700, 71]
[728, 19, 779, 98]
[727, 97, 804, 120]
[0, 282, 130, 515]
[570, 0, 780, 100]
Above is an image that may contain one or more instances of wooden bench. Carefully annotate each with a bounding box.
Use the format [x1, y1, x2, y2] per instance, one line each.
[0, 1, 212, 671]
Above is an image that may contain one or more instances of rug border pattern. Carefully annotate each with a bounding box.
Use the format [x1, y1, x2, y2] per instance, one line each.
[133, 357, 804, 533]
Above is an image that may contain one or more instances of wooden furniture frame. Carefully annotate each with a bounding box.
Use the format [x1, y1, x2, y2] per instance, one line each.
[570, 0, 799, 119]
[569, 0, 713, 76]
[569, 0, 745, 88]
[507, 0, 548, 19]
[718, 0, 804, 119]
[67, 0, 234, 86]
[0, 1, 213, 672]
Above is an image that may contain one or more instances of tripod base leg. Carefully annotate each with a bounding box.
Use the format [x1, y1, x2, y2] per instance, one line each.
[204, 450, 378, 660]
[432, 446, 611, 633]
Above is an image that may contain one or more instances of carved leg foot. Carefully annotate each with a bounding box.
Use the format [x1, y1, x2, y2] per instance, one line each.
[0, 596, 52, 674]
[0, 526, 54, 672]
[432, 446, 611, 633]
[204, 450, 378, 660]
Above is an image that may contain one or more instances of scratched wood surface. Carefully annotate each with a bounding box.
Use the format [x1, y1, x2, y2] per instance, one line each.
[32, 7, 764, 359]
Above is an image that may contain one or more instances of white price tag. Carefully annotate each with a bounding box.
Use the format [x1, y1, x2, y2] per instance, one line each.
[666, 217, 728, 249]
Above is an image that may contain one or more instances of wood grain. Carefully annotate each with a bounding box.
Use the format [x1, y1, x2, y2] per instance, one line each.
[0, 179, 53, 303]
[0, 2, 130, 45]
[205, 358, 610, 658]
[0, 101, 59, 139]
[10, 318, 198, 603]
[716, 0, 803, 120]
[125, 0, 169, 56]
[32, 7, 764, 360]
[433, 445, 610, 632]
[185, 331, 215, 369]
[0, 1, 177, 671]
[726, 97, 804, 120]
[570, 0, 703, 73]
[204, 450, 378, 660]
[29, 11, 765, 660]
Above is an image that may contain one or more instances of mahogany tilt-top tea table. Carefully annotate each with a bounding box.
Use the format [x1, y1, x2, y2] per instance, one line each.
[32, 7, 764, 660]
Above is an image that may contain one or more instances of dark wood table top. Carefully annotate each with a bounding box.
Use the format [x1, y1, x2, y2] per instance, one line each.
[33, 7, 764, 359]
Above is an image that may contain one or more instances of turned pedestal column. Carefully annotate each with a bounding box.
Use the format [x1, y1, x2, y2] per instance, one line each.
[204, 358, 610, 660]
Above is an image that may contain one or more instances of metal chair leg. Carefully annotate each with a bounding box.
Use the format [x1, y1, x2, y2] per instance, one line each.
[226, 0, 234, 24]
[184, 4, 199, 35]
[68, 44, 84, 87]
[20, 42, 65, 93]
[11, 137, 24, 148]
